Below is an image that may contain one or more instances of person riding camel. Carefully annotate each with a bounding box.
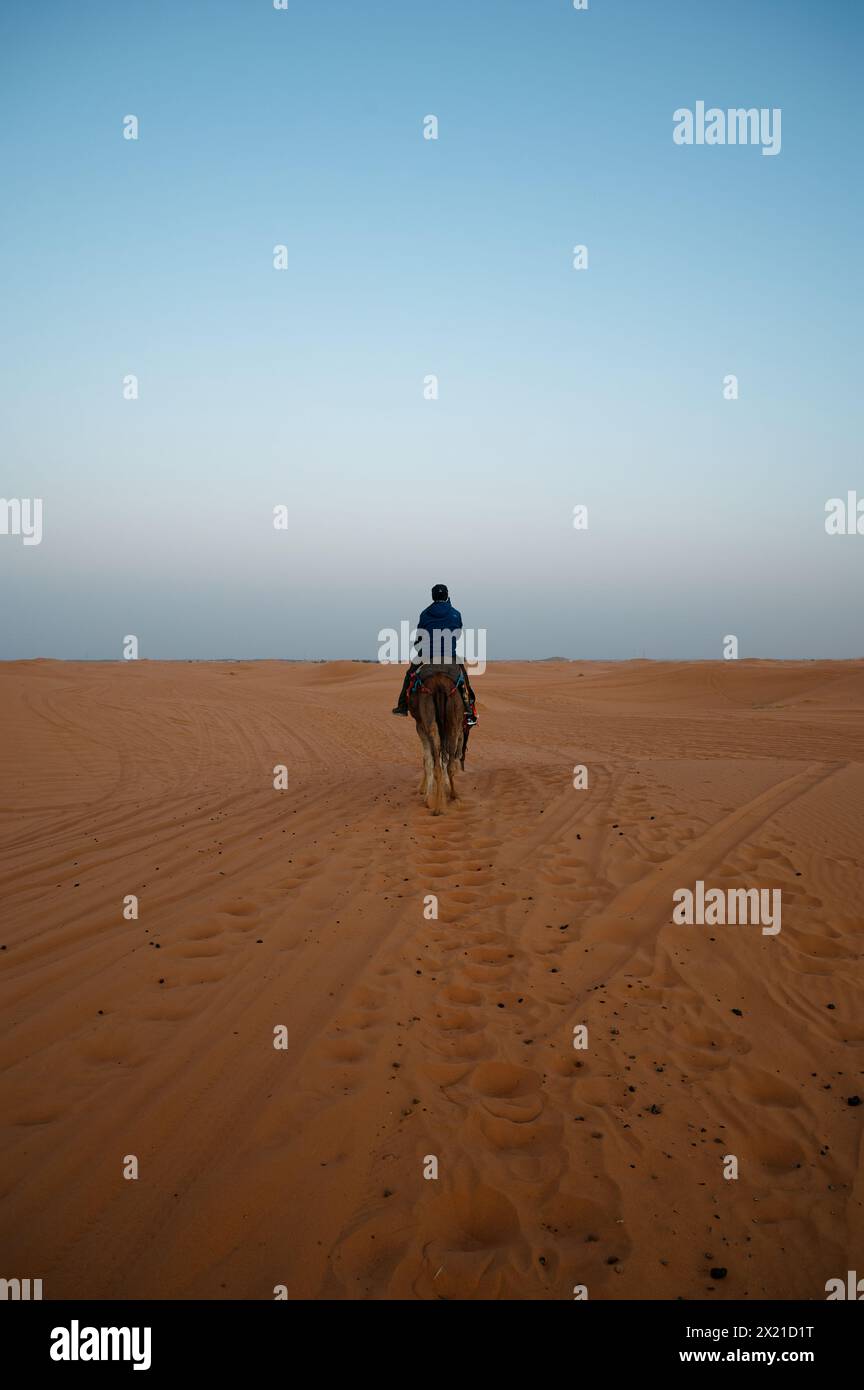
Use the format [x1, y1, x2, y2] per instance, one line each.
[392, 584, 478, 724]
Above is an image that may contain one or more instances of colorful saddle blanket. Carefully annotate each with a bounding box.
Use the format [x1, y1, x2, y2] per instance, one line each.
[407, 664, 464, 698]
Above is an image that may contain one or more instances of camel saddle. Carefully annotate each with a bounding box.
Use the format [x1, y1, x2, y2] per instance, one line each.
[416, 663, 463, 682]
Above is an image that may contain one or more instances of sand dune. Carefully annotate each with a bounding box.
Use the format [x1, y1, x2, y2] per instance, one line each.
[1, 659, 862, 1299]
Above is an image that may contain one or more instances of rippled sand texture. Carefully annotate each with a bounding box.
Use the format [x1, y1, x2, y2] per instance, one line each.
[1, 659, 862, 1299]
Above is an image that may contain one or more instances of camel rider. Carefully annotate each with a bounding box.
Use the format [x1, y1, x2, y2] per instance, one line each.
[392, 584, 478, 724]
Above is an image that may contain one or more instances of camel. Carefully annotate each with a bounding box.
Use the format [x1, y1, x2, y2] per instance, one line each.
[408, 669, 467, 815]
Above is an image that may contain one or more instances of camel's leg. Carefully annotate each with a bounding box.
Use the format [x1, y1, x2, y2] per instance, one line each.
[416, 725, 436, 801]
[447, 755, 459, 800]
[446, 716, 464, 800]
[420, 744, 435, 800]
[426, 722, 448, 815]
[431, 760, 448, 815]
[417, 735, 428, 795]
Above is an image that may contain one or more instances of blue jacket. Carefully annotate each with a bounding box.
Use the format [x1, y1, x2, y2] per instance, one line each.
[414, 600, 462, 662]
[416, 599, 463, 639]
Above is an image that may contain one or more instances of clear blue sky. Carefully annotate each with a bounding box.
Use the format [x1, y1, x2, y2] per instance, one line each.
[1, 0, 862, 659]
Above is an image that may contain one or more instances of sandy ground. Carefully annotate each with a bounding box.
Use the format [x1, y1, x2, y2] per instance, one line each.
[1, 658, 862, 1301]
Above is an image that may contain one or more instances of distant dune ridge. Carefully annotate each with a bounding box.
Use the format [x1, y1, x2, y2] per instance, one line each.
[1, 659, 862, 1300]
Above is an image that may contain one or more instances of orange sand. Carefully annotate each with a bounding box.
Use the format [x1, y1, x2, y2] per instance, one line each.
[1, 659, 862, 1299]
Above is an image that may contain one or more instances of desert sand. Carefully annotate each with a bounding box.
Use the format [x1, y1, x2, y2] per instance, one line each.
[1, 658, 862, 1300]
